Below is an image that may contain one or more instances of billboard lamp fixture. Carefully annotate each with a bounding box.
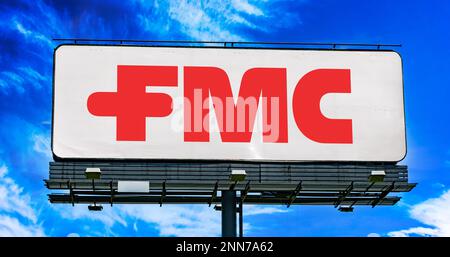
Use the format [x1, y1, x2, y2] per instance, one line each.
[230, 170, 247, 182]
[369, 170, 386, 183]
[338, 205, 354, 212]
[88, 203, 103, 211]
[85, 168, 101, 180]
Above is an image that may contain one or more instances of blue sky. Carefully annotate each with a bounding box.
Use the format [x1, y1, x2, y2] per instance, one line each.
[0, 0, 449, 237]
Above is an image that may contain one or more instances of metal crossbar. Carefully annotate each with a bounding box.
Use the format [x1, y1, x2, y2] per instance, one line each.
[52, 38, 401, 50]
[208, 181, 219, 207]
[372, 182, 396, 208]
[334, 182, 354, 208]
[287, 181, 303, 208]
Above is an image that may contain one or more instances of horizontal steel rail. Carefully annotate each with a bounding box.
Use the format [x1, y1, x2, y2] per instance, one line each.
[52, 38, 401, 49]
[49, 194, 401, 205]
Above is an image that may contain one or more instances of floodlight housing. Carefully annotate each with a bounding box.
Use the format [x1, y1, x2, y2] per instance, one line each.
[85, 168, 101, 179]
[369, 170, 386, 183]
[338, 206, 354, 212]
[88, 204, 103, 211]
[230, 170, 247, 182]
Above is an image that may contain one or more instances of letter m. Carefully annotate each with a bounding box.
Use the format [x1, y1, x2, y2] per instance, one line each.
[184, 67, 287, 143]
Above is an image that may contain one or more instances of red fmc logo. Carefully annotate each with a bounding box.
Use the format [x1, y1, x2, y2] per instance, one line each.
[87, 66, 352, 144]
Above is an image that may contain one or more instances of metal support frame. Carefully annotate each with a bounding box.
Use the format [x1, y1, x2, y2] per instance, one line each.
[239, 195, 243, 237]
[47, 162, 415, 206]
[236, 181, 251, 237]
[287, 181, 302, 208]
[208, 181, 219, 207]
[364, 182, 376, 193]
[334, 182, 354, 208]
[241, 181, 251, 202]
[68, 180, 74, 206]
[52, 38, 402, 50]
[221, 190, 237, 237]
[229, 181, 238, 191]
[372, 182, 395, 208]
[160, 181, 166, 207]
[46, 161, 415, 237]
[109, 181, 114, 207]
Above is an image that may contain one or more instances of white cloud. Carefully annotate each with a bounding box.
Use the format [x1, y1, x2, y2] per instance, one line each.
[0, 66, 48, 94]
[0, 1, 60, 94]
[1, 71, 24, 85]
[166, 0, 244, 41]
[53, 205, 127, 229]
[0, 71, 25, 94]
[20, 67, 46, 81]
[367, 233, 381, 237]
[118, 205, 221, 237]
[54, 202, 287, 237]
[228, 14, 255, 28]
[118, 204, 287, 236]
[137, 0, 285, 41]
[150, 0, 304, 40]
[244, 205, 288, 216]
[232, 0, 264, 16]
[0, 215, 45, 237]
[32, 134, 52, 158]
[388, 227, 439, 237]
[54, 204, 220, 236]
[0, 165, 37, 222]
[386, 189, 450, 237]
[14, 19, 53, 48]
[9, 0, 64, 48]
[133, 221, 138, 232]
[0, 164, 46, 236]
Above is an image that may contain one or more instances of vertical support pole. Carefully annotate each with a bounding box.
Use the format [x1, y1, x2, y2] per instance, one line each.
[239, 194, 243, 237]
[221, 190, 237, 237]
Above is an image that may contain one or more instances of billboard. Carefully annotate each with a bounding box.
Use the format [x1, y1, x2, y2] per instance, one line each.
[52, 45, 406, 162]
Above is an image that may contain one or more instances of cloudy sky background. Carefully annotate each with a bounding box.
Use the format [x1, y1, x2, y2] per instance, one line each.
[0, 0, 449, 236]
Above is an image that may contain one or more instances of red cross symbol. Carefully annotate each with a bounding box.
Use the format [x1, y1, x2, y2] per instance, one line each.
[87, 65, 177, 141]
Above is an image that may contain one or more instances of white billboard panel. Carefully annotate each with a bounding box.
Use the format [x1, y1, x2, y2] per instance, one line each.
[53, 45, 406, 162]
